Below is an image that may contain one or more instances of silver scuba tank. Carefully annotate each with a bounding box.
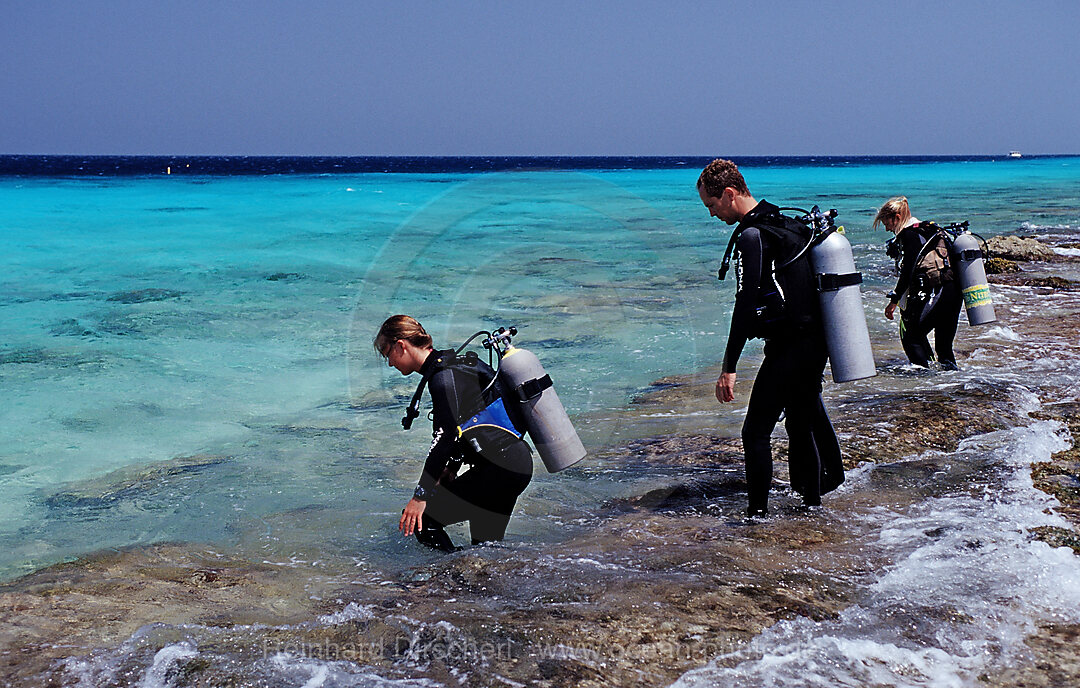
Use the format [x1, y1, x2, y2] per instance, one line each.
[496, 344, 586, 473]
[809, 229, 877, 383]
[950, 231, 996, 325]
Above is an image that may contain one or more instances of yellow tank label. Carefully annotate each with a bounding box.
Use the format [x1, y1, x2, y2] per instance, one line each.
[962, 284, 992, 308]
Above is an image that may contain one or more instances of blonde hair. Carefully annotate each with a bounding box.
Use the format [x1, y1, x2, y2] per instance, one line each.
[373, 315, 433, 357]
[873, 196, 911, 231]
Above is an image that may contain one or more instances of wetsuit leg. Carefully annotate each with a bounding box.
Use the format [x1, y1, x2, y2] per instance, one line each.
[899, 298, 934, 367]
[785, 402, 821, 506]
[422, 445, 532, 545]
[931, 284, 963, 370]
[780, 333, 832, 507]
[416, 514, 458, 552]
[744, 333, 832, 514]
[742, 350, 786, 515]
[812, 395, 845, 494]
[790, 393, 844, 503]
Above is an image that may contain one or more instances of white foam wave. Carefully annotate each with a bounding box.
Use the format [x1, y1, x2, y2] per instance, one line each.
[671, 419, 1080, 688]
[318, 601, 377, 625]
[975, 325, 1021, 341]
[1053, 246, 1080, 256]
[1019, 222, 1077, 232]
[264, 653, 440, 687]
[139, 642, 200, 688]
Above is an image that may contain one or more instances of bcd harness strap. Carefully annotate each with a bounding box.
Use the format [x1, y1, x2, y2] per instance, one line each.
[718, 226, 744, 281]
[402, 353, 450, 429]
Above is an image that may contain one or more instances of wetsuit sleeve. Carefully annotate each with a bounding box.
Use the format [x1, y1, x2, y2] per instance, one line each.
[722, 227, 764, 374]
[892, 227, 925, 301]
[417, 368, 461, 494]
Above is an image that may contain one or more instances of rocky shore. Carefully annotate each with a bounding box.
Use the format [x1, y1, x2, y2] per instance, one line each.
[2, 234, 1079, 687]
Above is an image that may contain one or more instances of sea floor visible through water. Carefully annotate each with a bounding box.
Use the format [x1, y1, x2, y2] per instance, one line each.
[2, 233, 1080, 686]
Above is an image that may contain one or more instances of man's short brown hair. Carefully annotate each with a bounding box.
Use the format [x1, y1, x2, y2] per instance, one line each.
[697, 158, 749, 198]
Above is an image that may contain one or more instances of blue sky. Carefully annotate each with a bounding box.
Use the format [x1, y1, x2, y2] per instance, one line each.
[3, 1, 1078, 155]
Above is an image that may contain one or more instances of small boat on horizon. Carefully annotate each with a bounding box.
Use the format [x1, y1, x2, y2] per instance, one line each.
[1008, 151, 1022, 158]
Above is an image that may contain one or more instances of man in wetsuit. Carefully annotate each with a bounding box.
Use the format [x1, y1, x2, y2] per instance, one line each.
[697, 159, 844, 517]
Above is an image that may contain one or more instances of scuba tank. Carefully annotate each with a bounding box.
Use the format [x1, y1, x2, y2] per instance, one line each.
[807, 219, 877, 383]
[942, 222, 996, 325]
[401, 327, 585, 473]
[486, 327, 586, 473]
[773, 207, 877, 383]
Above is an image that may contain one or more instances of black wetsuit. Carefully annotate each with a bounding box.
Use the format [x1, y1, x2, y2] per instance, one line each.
[890, 222, 963, 369]
[723, 201, 845, 515]
[414, 349, 532, 550]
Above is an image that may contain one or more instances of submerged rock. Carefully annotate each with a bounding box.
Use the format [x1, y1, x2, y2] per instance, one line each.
[833, 383, 1023, 466]
[44, 454, 230, 511]
[48, 318, 98, 337]
[106, 288, 184, 304]
[990, 272, 1078, 290]
[265, 272, 305, 281]
[0, 348, 50, 365]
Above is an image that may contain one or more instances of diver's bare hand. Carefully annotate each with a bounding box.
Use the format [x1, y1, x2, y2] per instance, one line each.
[399, 498, 427, 537]
[716, 372, 736, 403]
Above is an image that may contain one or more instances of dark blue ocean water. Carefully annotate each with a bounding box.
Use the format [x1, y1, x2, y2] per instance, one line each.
[0, 154, 1057, 177]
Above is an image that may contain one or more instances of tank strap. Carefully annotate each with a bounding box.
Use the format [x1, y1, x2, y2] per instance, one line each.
[816, 272, 862, 292]
[959, 249, 982, 261]
[514, 374, 553, 402]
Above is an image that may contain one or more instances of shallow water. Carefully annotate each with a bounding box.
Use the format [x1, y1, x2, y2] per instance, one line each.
[3, 157, 1080, 686]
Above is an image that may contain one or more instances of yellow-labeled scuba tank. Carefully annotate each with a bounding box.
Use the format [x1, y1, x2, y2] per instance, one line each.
[487, 328, 586, 473]
[946, 225, 996, 325]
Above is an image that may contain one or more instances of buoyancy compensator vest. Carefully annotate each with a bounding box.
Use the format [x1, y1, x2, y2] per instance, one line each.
[719, 202, 819, 339]
[719, 204, 876, 382]
[401, 345, 524, 462]
[401, 327, 586, 473]
[894, 221, 955, 294]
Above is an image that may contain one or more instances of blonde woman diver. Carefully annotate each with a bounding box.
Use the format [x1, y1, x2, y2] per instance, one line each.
[874, 197, 963, 370]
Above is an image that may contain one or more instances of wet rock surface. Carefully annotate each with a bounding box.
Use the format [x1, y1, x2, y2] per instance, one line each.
[987, 235, 1059, 262]
[1031, 402, 1080, 538]
[985, 256, 1020, 274]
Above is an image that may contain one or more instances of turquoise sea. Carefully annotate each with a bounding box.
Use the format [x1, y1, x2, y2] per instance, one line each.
[3, 156, 1080, 686]
[3, 156, 1079, 579]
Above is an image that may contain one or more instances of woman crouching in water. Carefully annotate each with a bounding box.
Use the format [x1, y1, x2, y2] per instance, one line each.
[374, 315, 532, 551]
